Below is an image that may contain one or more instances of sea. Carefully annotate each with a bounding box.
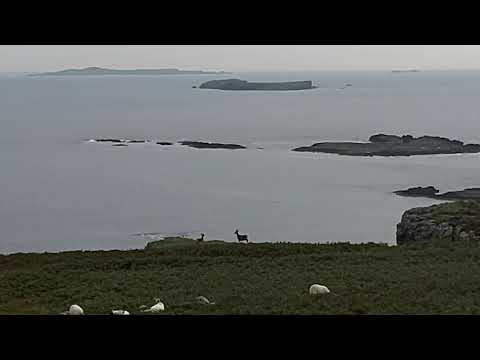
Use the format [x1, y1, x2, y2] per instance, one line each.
[1, 70, 480, 253]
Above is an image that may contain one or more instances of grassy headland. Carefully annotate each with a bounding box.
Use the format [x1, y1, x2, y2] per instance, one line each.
[1, 238, 480, 315]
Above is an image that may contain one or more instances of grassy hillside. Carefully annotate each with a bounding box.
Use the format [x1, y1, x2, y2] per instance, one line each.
[1, 238, 480, 315]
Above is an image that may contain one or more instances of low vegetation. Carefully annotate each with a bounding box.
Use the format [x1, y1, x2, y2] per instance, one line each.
[424, 200, 480, 233]
[1, 238, 480, 315]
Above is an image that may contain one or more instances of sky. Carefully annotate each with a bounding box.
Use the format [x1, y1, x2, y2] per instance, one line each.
[1, 45, 480, 73]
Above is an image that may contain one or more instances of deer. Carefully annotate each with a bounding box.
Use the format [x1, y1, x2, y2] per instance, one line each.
[234, 229, 249, 243]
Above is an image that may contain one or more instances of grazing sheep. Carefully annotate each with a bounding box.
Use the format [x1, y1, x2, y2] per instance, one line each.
[309, 284, 330, 295]
[111, 310, 130, 315]
[141, 298, 165, 313]
[196, 296, 216, 305]
[196, 233, 205, 242]
[60, 304, 84, 315]
[234, 229, 249, 243]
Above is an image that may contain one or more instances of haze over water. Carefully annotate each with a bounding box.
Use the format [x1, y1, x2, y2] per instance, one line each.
[1, 70, 480, 253]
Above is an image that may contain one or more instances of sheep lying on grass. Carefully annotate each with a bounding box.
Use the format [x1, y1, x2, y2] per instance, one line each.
[140, 298, 165, 313]
[111, 310, 130, 315]
[60, 304, 84, 315]
[196, 296, 216, 305]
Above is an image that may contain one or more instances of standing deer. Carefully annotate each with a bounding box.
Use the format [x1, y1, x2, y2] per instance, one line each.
[234, 229, 249, 243]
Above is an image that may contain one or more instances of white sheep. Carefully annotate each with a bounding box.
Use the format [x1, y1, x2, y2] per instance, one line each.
[140, 298, 165, 313]
[196, 296, 216, 305]
[309, 284, 330, 295]
[60, 304, 85, 315]
[111, 310, 130, 315]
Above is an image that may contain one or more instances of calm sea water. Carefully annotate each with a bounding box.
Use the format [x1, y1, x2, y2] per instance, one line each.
[1, 70, 480, 253]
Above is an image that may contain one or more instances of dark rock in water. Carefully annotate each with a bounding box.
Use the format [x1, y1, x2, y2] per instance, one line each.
[394, 186, 480, 201]
[397, 201, 480, 245]
[112, 144, 128, 147]
[192, 86, 197, 88]
[292, 134, 479, 156]
[199, 79, 316, 91]
[394, 186, 440, 197]
[96, 138, 125, 143]
[156, 142, 173, 146]
[128, 140, 147, 143]
[179, 141, 246, 149]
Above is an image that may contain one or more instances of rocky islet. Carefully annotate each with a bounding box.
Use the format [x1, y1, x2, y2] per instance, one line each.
[198, 79, 316, 91]
[293, 134, 480, 156]
[88, 139, 246, 149]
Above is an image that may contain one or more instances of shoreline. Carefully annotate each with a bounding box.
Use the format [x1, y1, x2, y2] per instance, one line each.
[0, 238, 394, 256]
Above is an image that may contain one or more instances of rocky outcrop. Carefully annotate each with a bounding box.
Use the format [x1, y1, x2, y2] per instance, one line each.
[198, 79, 315, 91]
[394, 186, 440, 198]
[144, 236, 226, 250]
[292, 134, 480, 156]
[396, 201, 480, 245]
[179, 141, 246, 149]
[394, 186, 480, 201]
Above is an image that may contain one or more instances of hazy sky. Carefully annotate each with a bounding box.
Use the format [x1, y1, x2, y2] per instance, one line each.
[2, 45, 480, 72]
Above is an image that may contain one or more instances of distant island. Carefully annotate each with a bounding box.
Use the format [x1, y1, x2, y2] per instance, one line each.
[391, 69, 420, 73]
[29, 67, 230, 76]
[198, 79, 316, 91]
[292, 134, 480, 156]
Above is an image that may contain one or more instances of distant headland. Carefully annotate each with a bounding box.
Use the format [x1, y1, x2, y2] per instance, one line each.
[198, 79, 316, 91]
[29, 67, 231, 76]
[391, 69, 420, 73]
[394, 186, 480, 201]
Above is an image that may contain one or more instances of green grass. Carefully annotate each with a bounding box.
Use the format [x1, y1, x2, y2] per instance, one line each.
[2, 239, 480, 315]
[416, 200, 480, 233]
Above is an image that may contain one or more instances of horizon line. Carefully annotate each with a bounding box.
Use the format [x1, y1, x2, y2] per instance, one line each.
[4, 67, 480, 74]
